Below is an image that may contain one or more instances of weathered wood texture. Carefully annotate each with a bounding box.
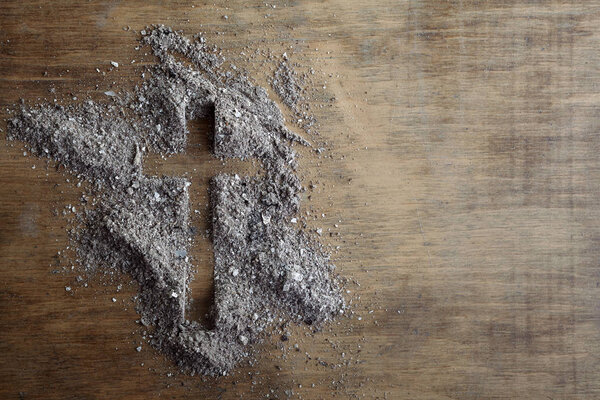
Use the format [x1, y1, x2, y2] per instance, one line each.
[2, 1, 600, 399]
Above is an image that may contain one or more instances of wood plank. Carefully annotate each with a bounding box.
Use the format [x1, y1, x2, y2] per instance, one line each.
[2, 1, 600, 398]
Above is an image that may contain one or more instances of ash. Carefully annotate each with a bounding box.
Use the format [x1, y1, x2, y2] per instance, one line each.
[7, 26, 344, 376]
[272, 60, 303, 111]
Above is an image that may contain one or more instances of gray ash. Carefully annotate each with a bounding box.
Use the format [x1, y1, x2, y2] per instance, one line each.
[6, 26, 344, 376]
[7, 102, 143, 188]
[270, 58, 319, 135]
[272, 60, 303, 111]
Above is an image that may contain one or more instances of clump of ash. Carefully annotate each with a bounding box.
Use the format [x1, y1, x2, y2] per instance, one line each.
[6, 26, 345, 376]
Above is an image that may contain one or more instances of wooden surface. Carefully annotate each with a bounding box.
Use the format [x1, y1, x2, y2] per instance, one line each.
[2, 1, 600, 399]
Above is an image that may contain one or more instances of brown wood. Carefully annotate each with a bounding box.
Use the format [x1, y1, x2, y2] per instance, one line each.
[2, 1, 600, 398]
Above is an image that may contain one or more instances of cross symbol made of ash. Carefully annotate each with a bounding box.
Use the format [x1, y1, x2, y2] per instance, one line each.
[8, 26, 344, 375]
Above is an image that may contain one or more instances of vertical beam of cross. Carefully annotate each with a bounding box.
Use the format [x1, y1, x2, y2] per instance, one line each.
[142, 117, 260, 323]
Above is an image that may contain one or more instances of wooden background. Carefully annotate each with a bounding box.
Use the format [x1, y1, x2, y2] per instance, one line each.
[2, 0, 600, 398]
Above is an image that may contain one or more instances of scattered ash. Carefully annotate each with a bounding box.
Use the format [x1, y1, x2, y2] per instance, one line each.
[272, 60, 302, 110]
[270, 58, 318, 135]
[6, 25, 345, 376]
[7, 102, 143, 189]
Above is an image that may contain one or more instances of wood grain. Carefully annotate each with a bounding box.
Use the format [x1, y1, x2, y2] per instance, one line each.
[2, 1, 600, 398]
